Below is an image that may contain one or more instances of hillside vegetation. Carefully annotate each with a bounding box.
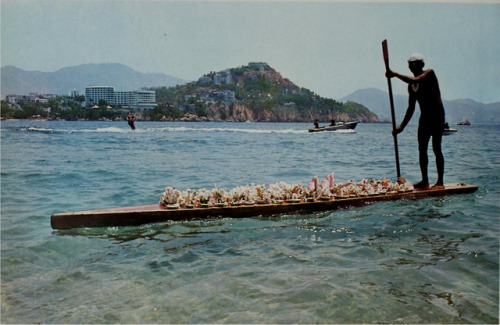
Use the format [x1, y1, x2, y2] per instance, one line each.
[151, 63, 380, 123]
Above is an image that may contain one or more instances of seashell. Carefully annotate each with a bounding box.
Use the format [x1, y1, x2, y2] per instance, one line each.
[159, 175, 406, 209]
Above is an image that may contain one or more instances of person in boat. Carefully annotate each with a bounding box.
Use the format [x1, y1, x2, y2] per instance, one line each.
[314, 119, 319, 128]
[444, 122, 450, 130]
[386, 52, 445, 190]
[330, 119, 336, 126]
[127, 114, 136, 130]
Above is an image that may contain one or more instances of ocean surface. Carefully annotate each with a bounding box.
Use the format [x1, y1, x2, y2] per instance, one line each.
[1, 120, 498, 323]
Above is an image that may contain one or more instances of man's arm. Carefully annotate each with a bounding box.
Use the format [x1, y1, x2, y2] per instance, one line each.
[388, 69, 434, 84]
[393, 94, 416, 135]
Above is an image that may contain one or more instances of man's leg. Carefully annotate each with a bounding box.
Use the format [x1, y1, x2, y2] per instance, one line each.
[415, 126, 431, 189]
[432, 131, 444, 187]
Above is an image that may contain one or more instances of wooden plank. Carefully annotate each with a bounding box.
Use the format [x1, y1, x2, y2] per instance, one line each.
[51, 184, 478, 229]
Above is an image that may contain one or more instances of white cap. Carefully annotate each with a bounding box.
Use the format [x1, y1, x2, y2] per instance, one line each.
[408, 53, 424, 62]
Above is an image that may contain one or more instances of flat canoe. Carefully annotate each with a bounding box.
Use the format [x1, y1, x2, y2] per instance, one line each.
[308, 121, 358, 133]
[51, 183, 478, 229]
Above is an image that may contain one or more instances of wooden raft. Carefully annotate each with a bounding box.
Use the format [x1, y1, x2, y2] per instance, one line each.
[51, 184, 478, 229]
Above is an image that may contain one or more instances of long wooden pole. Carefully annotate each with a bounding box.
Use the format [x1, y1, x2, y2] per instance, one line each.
[382, 39, 401, 179]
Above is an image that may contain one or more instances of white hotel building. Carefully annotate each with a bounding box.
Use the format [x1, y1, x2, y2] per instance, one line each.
[85, 86, 157, 110]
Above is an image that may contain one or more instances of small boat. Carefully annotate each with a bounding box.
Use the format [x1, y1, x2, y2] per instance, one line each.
[443, 128, 457, 135]
[51, 184, 477, 229]
[309, 121, 359, 133]
[457, 120, 471, 126]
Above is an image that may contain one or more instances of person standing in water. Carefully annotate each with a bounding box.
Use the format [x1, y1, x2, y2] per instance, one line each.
[386, 53, 445, 190]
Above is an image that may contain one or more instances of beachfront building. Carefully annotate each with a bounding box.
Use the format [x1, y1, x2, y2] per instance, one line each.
[6, 94, 32, 105]
[6, 93, 55, 105]
[115, 90, 157, 110]
[85, 86, 115, 107]
[85, 86, 157, 110]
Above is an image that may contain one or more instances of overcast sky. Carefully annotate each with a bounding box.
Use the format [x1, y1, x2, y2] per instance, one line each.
[2, 0, 499, 103]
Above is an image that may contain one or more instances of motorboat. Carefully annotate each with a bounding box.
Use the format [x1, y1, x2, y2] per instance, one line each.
[308, 121, 358, 133]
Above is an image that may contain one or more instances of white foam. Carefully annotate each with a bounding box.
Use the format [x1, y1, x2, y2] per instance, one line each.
[93, 127, 128, 133]
[20, 124, 322, 135]
[22, 127, 55, 133]
[155, 126, 308, 135]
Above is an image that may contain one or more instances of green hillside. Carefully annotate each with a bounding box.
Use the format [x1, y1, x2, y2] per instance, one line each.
[151, 62, 380, 122]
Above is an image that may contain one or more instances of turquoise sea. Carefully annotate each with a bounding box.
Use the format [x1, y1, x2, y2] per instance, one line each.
[1, 120, 498, 323]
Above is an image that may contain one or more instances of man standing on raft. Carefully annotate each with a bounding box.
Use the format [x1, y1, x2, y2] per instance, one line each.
[386, 53, 445, 190]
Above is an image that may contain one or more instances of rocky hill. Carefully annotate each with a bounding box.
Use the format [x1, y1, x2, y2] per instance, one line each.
[153, 63, 380, 123]
[1, 64, 186, 97]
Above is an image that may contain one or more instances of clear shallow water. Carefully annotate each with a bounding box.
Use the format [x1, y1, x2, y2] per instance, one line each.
[1, 120, 498, 323]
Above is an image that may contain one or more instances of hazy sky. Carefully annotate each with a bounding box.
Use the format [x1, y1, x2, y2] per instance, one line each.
[2, 0, 499, 103]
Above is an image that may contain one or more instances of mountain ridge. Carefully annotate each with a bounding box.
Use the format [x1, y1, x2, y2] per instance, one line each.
[1, 63, 187, 97]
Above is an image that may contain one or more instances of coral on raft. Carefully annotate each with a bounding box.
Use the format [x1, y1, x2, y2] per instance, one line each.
[159, 173, 413, 209]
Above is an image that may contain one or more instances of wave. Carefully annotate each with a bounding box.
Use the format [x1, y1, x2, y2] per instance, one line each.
[17, 125, 354, 135]
[320, 129, 356, 134]
[151, 126, 356, 135]
[20, 127, 56, 134]
[20, 125, 309, 135]
[19, 126, 134, 134]
[92, 127, 129, 133]
[154, 126, 308, 135]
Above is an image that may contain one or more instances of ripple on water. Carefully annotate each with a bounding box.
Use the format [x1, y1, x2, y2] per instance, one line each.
[1, 121, 498, 323]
